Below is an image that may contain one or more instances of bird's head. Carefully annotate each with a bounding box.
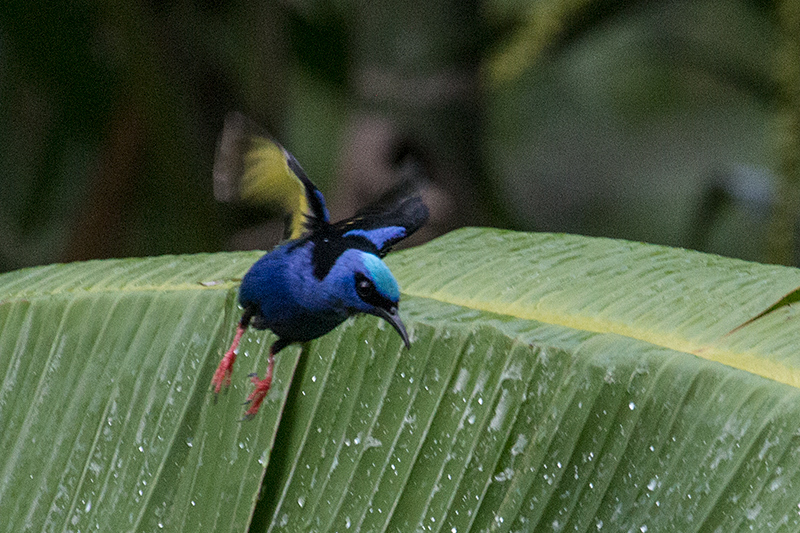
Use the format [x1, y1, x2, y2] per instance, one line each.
[331, 250, 410, 348]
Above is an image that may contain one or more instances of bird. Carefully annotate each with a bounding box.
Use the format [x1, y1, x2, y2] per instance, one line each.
[210, 112, 429, 418]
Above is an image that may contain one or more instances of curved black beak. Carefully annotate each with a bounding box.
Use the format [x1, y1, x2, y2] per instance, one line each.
[374, 306, 410, 349]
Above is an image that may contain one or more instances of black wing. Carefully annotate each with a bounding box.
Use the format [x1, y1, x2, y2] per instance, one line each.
[330, 182, 429, 257]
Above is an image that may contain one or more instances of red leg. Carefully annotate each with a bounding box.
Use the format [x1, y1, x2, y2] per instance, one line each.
[243, 346, 276, 419]
[211, 323, 248, 397]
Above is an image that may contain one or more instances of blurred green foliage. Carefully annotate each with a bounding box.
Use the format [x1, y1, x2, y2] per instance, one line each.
[0, 0, 795, 272]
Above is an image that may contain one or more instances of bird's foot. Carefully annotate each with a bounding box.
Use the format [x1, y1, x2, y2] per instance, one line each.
[211, 324, 248, 399]
[211, 349, 236, 400]
[243, 373, 272, 419]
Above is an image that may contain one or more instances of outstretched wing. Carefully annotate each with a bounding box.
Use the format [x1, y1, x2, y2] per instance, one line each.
[213, 112, 329, 239]
[332, 183, 429, 257]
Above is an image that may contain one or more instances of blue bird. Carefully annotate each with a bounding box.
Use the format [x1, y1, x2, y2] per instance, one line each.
[211, 113, 429, 418]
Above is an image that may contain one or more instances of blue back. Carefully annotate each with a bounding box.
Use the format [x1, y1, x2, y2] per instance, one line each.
[239, 243, 400, 343]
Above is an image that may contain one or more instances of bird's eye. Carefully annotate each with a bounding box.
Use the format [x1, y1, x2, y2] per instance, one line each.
[355, 273, 374, 300]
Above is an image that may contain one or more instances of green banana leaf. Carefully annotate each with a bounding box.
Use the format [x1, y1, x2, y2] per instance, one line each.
[2, 227, 800, 532]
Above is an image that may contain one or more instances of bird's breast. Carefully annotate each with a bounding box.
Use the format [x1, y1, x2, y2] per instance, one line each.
[238, 243, 347, 342]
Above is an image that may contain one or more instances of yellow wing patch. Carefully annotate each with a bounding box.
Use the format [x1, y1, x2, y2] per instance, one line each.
[214, 112, 319, 241]
[241, 137, 309, 239]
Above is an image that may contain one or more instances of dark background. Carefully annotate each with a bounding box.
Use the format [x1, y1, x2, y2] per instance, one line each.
[0, 0, 797, 273]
